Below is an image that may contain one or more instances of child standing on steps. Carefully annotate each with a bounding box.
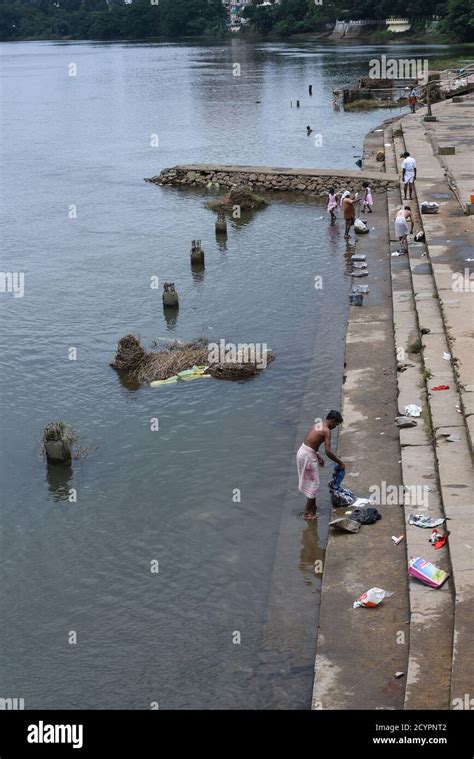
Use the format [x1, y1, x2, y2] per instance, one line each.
[361, 181, 373, 214]
[327, 187, 339, 223]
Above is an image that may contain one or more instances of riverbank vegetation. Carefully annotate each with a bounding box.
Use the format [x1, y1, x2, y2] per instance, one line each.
[0, 0, 473, 43]
[242, 0, 473, 43]
[0, 0, 227, 41]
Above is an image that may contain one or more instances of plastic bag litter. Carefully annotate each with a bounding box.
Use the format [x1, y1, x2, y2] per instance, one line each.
[353, 587, 393, 609]
[443, 352, 451, 361]
[404, 404, 422, 417]
[395, 416, 417, 428]
[421, 202, 439, 214]
[350, 497, 371, 509]
[329, 517, 360, 533]
[430, 528, 448, 549]
[350, 506, 381, 525]
[354, 218, 369, 234]
[414, 231, 425, 242]
[408, 514, 445, 528]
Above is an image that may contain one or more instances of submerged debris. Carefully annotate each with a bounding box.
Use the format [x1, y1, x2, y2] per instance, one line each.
[206, 185, 267, 212]
[110, 335, 274, 385]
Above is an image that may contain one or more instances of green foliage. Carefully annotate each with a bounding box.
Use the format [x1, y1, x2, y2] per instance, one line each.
[0, 0, 227, 40]
[441, 0, 474, 41]
[1, 0, 467, 41]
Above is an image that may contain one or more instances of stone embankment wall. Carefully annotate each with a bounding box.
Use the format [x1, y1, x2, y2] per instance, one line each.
[145, 164, 398, 197]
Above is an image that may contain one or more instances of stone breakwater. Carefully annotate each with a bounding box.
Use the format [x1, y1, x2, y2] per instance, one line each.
[145, 163, 399, 196]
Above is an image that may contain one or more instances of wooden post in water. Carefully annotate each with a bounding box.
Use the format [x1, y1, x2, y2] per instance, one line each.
[309, 85, 313, 95]
[296, 100, 300, 108]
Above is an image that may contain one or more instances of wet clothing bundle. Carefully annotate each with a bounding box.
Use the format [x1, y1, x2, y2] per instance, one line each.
[329, 465, 355, 508]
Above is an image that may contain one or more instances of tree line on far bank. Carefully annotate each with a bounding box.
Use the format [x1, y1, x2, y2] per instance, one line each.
[0, 0, 472, 43]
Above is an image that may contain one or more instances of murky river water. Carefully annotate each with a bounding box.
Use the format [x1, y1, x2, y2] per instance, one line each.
[0, 39, 458, 709]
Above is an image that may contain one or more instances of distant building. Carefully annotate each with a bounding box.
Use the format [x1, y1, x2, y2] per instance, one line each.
[222, 0, 280, 31]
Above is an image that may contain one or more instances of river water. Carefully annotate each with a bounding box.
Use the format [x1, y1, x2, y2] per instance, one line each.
[0, 39, 457, 709]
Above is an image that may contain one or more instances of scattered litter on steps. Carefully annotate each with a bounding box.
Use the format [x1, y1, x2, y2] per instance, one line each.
[404, 404, 422, 417]
[395, 415, 417, 427]
[395, 672, 405, 679]
[443, 352, 451, 360]
[439, 430, 460, 443]
[329, 465, 356, 508]
[352, 284, 369, 294]
[408, 514, 446, 528]
[354, 219, 369, 234]
[430, 528, 448, 549]
[392, 535, 404, 545]
[350, 506, 381, 524]
[421, 201, 440, 214]
[431, 385, 450, 391]
[351, 497, 371, 508]
[329, 517, 360, 533]
[351, 253, 366, 261]
[353, 588, 393, 609]
[391, 250, 407, 257]
[349, 293, 364, 306]
[408, 557, 449, 588]
[352, 262, 368, 269]
[397, 362, 414, 373]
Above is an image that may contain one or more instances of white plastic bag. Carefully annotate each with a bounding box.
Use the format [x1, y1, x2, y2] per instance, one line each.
[353, 587, 393, 609]
[404, 404, 422, 417]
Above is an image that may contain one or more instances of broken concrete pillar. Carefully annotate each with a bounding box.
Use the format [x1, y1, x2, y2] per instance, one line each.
[191, 240, 205, 267]
[162, 282, 179, 308]
[43, 421, 74, 464]
[215, 213, 227, 236]
[45, 439, 72, 463]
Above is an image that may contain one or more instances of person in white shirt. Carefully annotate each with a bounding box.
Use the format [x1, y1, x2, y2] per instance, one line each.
[401, 151, 417, 200]
[395, 206, 414, 254]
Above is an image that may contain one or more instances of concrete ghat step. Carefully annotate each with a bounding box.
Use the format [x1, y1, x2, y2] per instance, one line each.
[389, 122, 474, 709]
[385, 126, 455, 710]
